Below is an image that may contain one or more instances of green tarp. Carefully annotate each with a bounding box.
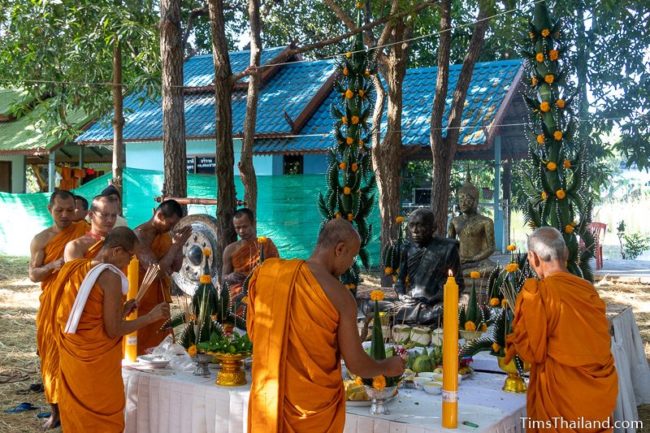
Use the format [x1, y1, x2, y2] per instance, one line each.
[0, 168, 382, 261]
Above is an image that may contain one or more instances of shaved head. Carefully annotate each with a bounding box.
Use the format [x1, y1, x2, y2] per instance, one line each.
[317, 219, 360, 248]
[102, 226, 138, 252]
[528, 227, 568, 262]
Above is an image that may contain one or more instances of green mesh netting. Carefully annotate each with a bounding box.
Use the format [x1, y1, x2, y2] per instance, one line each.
[0, 168, 381, 261]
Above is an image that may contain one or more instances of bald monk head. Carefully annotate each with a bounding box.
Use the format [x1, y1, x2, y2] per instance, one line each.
[312, 219, 361, 277]
[96, 226, 139, 269]
[48, 190, 76, 230]
[526, 227, 569, 279]
[88, 194, 119, 237]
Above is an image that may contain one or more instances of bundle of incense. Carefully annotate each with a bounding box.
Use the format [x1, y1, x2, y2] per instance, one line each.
[135, 264, 161, 304]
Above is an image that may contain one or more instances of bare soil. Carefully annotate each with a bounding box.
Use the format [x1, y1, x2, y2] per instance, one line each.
[0, 256, 648, 432]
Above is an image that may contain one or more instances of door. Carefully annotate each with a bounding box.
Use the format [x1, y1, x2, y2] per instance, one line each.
[0, 161, 11, 192]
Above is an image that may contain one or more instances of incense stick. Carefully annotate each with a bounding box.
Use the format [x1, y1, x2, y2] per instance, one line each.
[135, 264, 161, 304]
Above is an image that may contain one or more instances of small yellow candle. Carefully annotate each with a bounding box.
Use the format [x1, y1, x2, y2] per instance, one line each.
[124, 256, 139, 362]
[442, 269, 459, 428]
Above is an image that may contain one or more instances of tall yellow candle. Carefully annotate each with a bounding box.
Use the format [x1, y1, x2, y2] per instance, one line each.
[124, 256, 139, 363]
[442, 269, 459, 428]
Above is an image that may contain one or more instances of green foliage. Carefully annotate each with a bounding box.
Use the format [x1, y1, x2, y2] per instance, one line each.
[517, 2, 594, 281]
[617, 220, 650, 260]
[197, 331, 252, 355]
[318, 6, 377, 291]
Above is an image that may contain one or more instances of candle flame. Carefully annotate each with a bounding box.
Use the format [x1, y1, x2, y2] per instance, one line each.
[448, 269, 453, 277]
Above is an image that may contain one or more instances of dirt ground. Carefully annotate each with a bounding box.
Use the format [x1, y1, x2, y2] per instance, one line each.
[0, 255, 648, 433]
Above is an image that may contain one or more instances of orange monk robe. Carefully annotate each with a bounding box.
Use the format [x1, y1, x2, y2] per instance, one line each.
[136, 232, 172, 355]
[247, 258, 345, 433]
[230, 238, 279, 299]
[37, 259, 92, 405]
[84, 239, 104, 259]
[56, 265, 125, 433]
[506, 273, 618, 433]
[35, 221, 88, 400]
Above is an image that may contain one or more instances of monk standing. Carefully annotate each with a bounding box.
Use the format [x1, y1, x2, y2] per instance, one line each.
[72, 194, 89, 223]
[247, 219, 405, 432]
[64, 194, 119, 261]
[506, 227, 618, 433]
[30, 190, 88, 429]
[134, 199, 191, 354]
[56, 227, 170, 433]
[222, 208, 279, 303]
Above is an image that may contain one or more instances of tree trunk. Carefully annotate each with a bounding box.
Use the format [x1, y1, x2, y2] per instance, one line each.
[430, 0, 490, 235]
[112, 40, 125, 214]
[239, 0, 261, 214]
[208, 0, 237, 276]
[160, 0, 187, 199]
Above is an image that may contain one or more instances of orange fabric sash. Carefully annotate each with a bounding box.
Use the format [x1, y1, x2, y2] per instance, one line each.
[137, 232, 172, 355]
[37, 259, 92, 405]
[40, 221, 89, 291]
[232, 238, 279, 274]
[247, 259, 345, 433]
[56, 265, 125, 433]
[84, 239, 104, 259]
[507, 274, 618, 433]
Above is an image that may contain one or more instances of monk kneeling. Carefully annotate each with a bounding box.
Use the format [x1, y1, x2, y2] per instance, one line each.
[56, 227, 170, 433]
[506, 227, 618, 433]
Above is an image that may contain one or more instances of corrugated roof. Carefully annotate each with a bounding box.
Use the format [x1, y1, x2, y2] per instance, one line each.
[0, 88, 29, 117]
[0, 102, 92, 154]
[253, 59, 523, 154]
[183, 46, 286, 87]
[77, 57, 337, 143]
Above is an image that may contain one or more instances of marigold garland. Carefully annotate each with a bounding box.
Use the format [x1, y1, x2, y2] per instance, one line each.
[540, 101, 550, 112]
[549, 49, 559, 61]
[553, 131, 563, 141]
[536, 134, 545, 144]
[535, 53, 544, 62]
[544, 74, 555, 84]
[343, 186, 351, 195]
[345, 89, 354, 99]
[546, 161, 557, 171]
[351, 115, 360, 125]
[489, 297, 500, 307]
[556, 189, 566, 199]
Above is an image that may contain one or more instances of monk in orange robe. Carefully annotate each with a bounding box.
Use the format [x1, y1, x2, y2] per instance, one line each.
[64, 194, 119, 262]
[29, 190, 88, 429]
[55, 227, 170, 433]
[222, 208, 279, 304]
[134, 199, 191, 354]
[505, 227, 618, 433]
[247, 220, 404, 433]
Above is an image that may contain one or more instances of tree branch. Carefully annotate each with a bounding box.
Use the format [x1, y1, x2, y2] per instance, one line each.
[182, 2, 209, 56]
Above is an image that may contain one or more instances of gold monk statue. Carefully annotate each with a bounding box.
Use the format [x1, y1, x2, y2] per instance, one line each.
[447, 176, 496, 273]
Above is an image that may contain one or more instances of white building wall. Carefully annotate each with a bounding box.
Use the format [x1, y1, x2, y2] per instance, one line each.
[0, 154, 26, 193]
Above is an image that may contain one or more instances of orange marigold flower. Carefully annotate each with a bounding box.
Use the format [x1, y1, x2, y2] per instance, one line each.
[343, 67, 349, 76]
[358, 89, 365, 98]
[347, 213, 354, 221]
[565, 224, 575, 234]
[372, 375, 386, 391]
[505, 263, 519, 273]
[335, 212, 342, 219]
[480, 323, 488, 332]
[556, 99, 565, 108]
[536, 134, 545, 145]
[549, 49, 559, 61]
[345, 89, 354, 99]
[351, 163, 359, 172]
[535, 53, 544, 62]
[470, 271, 480, 279]
[540, 101, 551, 112]
[464, 321, 477, 331]
[541, 191, 548, 201]
[354, 376, 363, 386]
[541, 28, 550, 37]
[531, 76, 538, 86]
[351, 115, 360, 125]
[346, 137, 354, 145]
[553, 130, 563, 141]
[501, 299, 509, 308]
[384, 267, 393, 276]
[341, 116, 348, 124]
[339, 162, 347, 170]
[356, 1, 363, 9]
[492, 342, 501, 353]
[546, 161, 557, 171]
[370, 289, 385, 301]
[556, 189, 566, 199]
[187, 345, 197, 358]
[506, 244, 516, 252]
[203, 248, 212, 257]
[563, 159, 572, 169]
[489, 297, 500, 307]
[544, 74, 555, 84]
[343, 186, 351, 195]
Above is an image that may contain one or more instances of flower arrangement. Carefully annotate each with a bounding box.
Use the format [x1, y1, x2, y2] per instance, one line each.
[459, 271, 487, 335]
[363, 290, 402, 388]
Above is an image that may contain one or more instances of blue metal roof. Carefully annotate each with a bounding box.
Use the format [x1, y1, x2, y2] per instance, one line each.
[183, 46, 286, 87]
[253, 59, 523, 153]
[77, 47, 338, 142]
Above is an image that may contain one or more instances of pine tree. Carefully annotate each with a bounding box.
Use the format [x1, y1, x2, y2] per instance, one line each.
[520, 1, 595, 281]
[317, 3, 376, 292]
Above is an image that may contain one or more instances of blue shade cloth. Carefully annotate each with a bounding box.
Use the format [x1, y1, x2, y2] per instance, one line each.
[0, 168, 381, 262]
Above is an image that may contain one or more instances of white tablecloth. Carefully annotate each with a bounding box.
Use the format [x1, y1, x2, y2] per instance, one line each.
[610, 307, 650, 433]
[123, 366, 525, 433]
